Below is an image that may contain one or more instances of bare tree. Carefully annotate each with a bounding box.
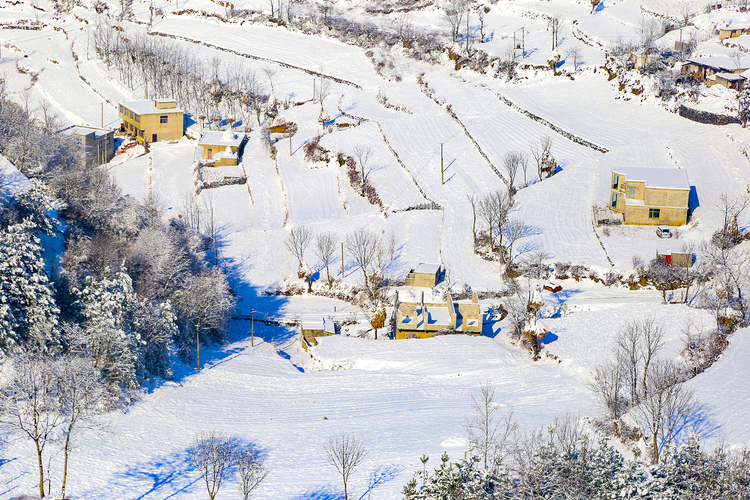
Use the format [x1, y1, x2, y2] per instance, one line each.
[174, 269, 236, 369]
[614, 321, 642, 405]
[188, 430, 239, 500]
[345, 228, 381, 287]
[55, 356, 108, 499]
[479, 190, 516, 259]
[315, 78, 331, 107]
[529, 137, 553, 182]
[466, 193, 479, 242]
[442, 0, 466, 43]
[637, 318, 665, 399]
[568, 46, 583, 71]
[502, 219, 530, 263]
[315, 231, 337, 288]
[353, 145, 373, 188]
[588, 360, 626, 419]
[0, 352, 63, 498]
[236, 445, 268, 500]
[285, 225, 314, 268]
[464, 381, 517, 469]
[502, 151, 527, 193]
[633, 360, 698, 464]
[325, 433, 368, 500]
[396, 12, 415, 44]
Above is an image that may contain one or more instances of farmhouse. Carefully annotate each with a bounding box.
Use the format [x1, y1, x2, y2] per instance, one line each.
[719, 24, 746, 40]
[198, 129, 245, 167]
[69, 126, 114, 167]
[707, 71, 745, 90]
[299, 317, 335, 351]
[610, 167, 690, 226]
[627, 50, 662, 71]
[119, 99, 184, 144]
[681, 55, 750, 82]
[404, 263, 441, 287]
[394, 290, 482, 340]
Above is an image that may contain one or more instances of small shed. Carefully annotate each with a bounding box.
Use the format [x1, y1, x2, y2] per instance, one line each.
[198, 129, 246, 167]
[405, 263, 441, 287]
[656, 248, 694, 268]
[300, 317, 335, 350]
[707, 71, 745, 90]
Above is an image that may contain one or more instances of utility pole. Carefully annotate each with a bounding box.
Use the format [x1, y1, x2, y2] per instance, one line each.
[251, 310, 254, 347]
[341, 242, 345, 278]
[440, 143, 444, 185]
[101, 103, 103, 128]
[313, 79, 316, 103]
[289, 134, 292, 156]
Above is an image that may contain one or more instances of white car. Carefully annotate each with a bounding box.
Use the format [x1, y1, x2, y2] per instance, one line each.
[656, 226, 672, 238]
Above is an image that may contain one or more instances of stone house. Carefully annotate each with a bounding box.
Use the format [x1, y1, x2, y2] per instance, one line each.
[119, 99, 184, 144]
[682, 55, 750, 82]
[610, 167, 690, 226]
[198, 129, 245, 167]
[299, 317, 335, 351]
[719, 24, 746, 40]
[627, 50, 662, 71]
[394, 290, 482, 339]
[69, 126, 114, 167]
[404, 263, 441, 287]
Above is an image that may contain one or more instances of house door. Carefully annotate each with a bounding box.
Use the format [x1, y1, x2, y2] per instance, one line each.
[152, 134, 157, 143]
[207, 148, 213, 159]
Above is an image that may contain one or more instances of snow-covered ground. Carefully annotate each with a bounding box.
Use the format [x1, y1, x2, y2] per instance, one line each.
[3, 0, 750, 496]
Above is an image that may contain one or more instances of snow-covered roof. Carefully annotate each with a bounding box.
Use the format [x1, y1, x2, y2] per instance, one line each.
[425, 306, 451, 327]
[657, 247, 672, 256]
[122, 100, 183, 115]
[198, 130, 245, 148]
[613, 167, 690, 191]
[69, 126, 111, 138]
[414, 263, 440, 275]
[301, 317, 335, 334]
[687, 55, 750, 72]
[714, 72, 745, 81]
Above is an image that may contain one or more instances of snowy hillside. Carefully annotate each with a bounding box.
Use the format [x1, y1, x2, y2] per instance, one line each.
[2, 0, 750, 497]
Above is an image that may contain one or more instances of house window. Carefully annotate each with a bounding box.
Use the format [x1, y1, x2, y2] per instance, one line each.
[649, 208, 660, 219]
[611, 192, 618, 208]
[135, 114, 140, 123]
[612, 174, 619, 189]
[628, 187, 636, 198]
[138, 129, 144, 138]
[160, 115, 168, 124]
[119, 105, 123, 114]
[207, 148, 213, 159]
[129, 110, 133, 119]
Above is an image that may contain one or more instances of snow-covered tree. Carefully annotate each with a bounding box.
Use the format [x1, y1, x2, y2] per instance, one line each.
[12, 179, 61, 236]
[0, 220, 59, 353]
[74, 268, 140, 386]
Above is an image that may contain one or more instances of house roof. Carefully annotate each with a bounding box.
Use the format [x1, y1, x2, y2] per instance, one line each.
[715, 72, 745, 81]
[613, 167, 690, 191]
[122, 100, 183, 115]
[686, 55, 750, 72]
[414, 263, 441, 275]
[68, 126, 111, 138]
[198, 130, 245, 148]
[301, 317, 335, 334]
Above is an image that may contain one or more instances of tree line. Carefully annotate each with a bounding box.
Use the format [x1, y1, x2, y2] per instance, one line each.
[0, 85, 235, 496]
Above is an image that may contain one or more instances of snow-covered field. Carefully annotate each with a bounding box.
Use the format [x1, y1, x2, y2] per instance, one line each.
[3, 0, 750, 497]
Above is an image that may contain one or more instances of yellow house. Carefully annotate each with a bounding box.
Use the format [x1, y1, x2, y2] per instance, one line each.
[719, 25, 746, 40]
[404, 263, 441, 287]
[299, 317, 335, 351]
[394, 290, 482, 339]
[119, 99, 184, 144]
[610, 167, 690, 226]
[198, 129, 245, 167]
